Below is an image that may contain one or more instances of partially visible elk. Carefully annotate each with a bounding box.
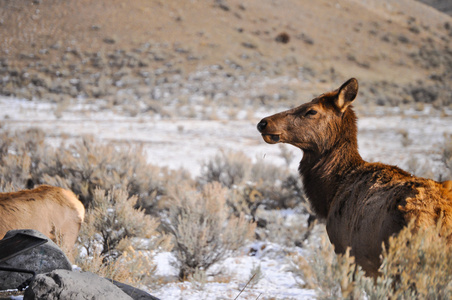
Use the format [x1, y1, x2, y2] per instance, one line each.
[0, 185, 85, 256]
[257, 78, 452, 277]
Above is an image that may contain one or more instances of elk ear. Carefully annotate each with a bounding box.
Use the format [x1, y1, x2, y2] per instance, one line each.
[334, 78, 358, 113]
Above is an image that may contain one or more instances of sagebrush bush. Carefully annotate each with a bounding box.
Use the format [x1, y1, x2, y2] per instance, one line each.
[75, 245, 156, 286]
[39, 136, 169, 210]
[200, 151, 310, 216]
[0, 128, 317, 287]
[0, 128, 179, 286]
[254, 207, 311, 247]
[164, 182, 256, 280]
[0, 128, 193, 212]
[0, 128, 47, 188]
[442, 134, 452, 180]
[289, 229, 364, 299]
[376, 221, 452, 299]
[199, 150, 252, 188]
[76, 188, 172, 285]
[290, 221, 452, 299]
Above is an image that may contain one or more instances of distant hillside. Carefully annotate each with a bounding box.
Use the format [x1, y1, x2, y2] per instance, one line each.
[0, 0, 451, 111]
[417, 0, 452, 16]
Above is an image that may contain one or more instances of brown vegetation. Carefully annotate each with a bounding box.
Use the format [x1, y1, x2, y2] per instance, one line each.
[1, 0, 451, 114]
[291, 220, 452, 298]
[258, 78, 452, 277]
[164, 182, 256, 280]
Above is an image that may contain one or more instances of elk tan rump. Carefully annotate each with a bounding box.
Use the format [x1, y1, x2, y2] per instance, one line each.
[0, 185, 85, 256]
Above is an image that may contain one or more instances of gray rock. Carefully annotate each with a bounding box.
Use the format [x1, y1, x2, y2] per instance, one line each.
[0, 229, 72, 290]
[112, 280, 160, 300]
[23, 270, 133, 300]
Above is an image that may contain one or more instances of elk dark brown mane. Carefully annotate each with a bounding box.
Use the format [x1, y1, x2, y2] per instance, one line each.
[257, 78, 452, 277]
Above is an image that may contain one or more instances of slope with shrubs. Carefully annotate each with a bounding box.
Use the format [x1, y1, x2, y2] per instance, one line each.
[1, 0, 452, 115]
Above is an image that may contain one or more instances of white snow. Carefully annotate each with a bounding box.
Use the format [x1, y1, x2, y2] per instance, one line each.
[150, 243, 316, 299]
[0, 95, 450, 299]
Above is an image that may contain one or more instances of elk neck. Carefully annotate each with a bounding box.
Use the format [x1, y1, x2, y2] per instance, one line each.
[298, 109, 364, 219]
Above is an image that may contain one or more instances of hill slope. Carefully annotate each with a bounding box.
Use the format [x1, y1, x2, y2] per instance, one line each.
[0, 0, 451, 112]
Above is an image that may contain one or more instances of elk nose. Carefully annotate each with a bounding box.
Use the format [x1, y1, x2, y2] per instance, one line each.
[257, 120, 267, 132]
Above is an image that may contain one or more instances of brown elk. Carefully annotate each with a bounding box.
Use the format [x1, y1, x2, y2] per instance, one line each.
[257, 78, 452, 277]
[0, 185, 85, 257]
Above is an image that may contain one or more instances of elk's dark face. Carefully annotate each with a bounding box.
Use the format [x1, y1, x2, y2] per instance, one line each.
[257, 78, 358, 153]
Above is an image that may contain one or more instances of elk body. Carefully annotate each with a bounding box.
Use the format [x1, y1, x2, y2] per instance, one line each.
[257, 78, 452, 277]
[0, 185, 85, 255]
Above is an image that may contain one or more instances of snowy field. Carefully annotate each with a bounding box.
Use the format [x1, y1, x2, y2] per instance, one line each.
[1, 97, 450, 179]
[0, 96, 451, 299]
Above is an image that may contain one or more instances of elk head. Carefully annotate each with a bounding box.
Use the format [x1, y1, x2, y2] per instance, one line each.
[257, 78, 359, 155]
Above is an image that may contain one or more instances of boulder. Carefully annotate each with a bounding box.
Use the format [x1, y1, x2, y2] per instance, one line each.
[0, 229, 72, 290]
[112, 280, 160, 300]
[23, 269, 132, 300]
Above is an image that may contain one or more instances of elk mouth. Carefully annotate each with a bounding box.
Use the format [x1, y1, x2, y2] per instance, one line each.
[261, 134, 281, 144]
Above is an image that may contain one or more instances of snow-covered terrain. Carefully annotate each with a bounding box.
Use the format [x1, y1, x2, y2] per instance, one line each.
[0, 96, 451, 299]
[1, 97, 450, 179]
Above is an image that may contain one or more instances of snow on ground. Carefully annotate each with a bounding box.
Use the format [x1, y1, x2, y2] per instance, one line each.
[0, 96, 451, 299]
[0, 96, 303, 175]
[151, 243, 316, 299]
[0, 96, 450, 178]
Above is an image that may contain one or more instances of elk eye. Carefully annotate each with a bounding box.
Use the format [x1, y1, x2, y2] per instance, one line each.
[305, 109, 317, 116]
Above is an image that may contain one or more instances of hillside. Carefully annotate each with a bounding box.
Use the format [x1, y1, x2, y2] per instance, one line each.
[0, 0, 451, 115]
[417, 0, 452, 16]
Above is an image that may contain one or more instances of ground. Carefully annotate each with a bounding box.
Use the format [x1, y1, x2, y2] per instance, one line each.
[1, 0, 452, 110]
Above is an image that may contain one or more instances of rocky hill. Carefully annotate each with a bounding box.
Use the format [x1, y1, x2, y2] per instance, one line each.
[0, 0, 451, 116]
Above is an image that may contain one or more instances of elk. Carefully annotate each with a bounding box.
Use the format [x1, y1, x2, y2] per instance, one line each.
[257, 78, 452, 277]
[0, 185, 85, 257]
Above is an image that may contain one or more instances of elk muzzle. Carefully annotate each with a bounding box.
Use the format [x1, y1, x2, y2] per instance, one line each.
[257, 119, 281, 144]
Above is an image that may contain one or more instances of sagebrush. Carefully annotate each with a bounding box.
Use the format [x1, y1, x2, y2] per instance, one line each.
[76, 188, 172, 285]
[291, 220, 452, 299]
[164, 182, 256, 280]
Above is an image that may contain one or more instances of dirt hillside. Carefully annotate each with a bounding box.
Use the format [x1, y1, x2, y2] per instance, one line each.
[0, 0, 451, 114]
[417, 0, 452, 16]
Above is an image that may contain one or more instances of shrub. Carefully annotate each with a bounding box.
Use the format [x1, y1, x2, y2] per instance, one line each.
[0, 128, 179, 286]
[200, 151, 309, 215]
[164, 182, 256, 280]
[289, 229, 365, 299]
[254, 207, 312, 248]
[0, 128, 48, 188]
[442, 134, 452, 180]
[376, 221, 452, 299]
[38, 136, 167, 210]
[76, 188, 172, 285]
[199, 150, 252, 188]
[290, 221, 452, 299]
[0, 128, 190, 212]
